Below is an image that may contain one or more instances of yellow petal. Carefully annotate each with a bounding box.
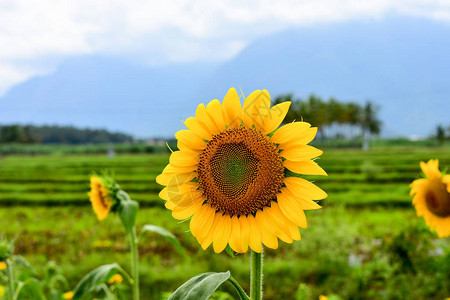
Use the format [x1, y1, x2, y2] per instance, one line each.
[283, 160, 327, 176]
[255, 210, 278, 249]
[229, 216, 242, 253]
[271, 122, 312, 145]
[169, 151, 199, 168]
[264, 204, 293, 243]
[262, 102, 291, 134]
[281, 145, 323, 161]
[165, 183, 199, 205]
[443, 175, 450, 193]
[253, 89, 272, 128]
[213, 215, 232, 253]
[277, 191, 308, 227]
[242, 89, 267, 128]
[247, 215, 263, 253]
[239, 216, 250, 253]
[172, 194, 204, 220]
[222, 87, 242, 128]
[200, 213, 220, 250]
[156, 171, 196, 186]
[207, 99, 226, 131]
[280, 187, 322, 210]
[196, 103, 219, 134]
[271, 201, 301, 240]
[175, 130, 207, 150]
[420, 159, 441, 179]
[275, 127, 318, 149]
[284, 177, 327, 200]
[190, 205, 215, 243]
[184, 116, 213, 140]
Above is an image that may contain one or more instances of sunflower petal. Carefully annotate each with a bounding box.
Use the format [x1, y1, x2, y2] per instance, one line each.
[280, 145, 323, 161]
[175, 130, 207, 150]
[248, 215, 263, 253]
[284, 177, 328, 200]
[196, 103, 219, 134]
[222, 88, 242, 128]
[229, 216, 242, 253]
[420, 159, 441, 179]
[190, 205, 215, 243]
[276, 127, 318, 149]
[239, 216, 250, 253]
[169, 151, 199, 168]
[281, 187, 322, 210]
[242, 90, 263, 127]
[213, 215, 232, 253]
[172, 195, 204, 220]
[184, 117, 212, 140]
[283, 160, 327, 176]
[271, 122, 312, 144]
[207, 99, 226, 132]
[255, 210, 278, 249]
[277, 191, 308, 227]
[262, 102, 291, 134]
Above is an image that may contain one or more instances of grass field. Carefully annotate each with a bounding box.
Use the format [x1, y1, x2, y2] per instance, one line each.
[1, 146, 450, 299]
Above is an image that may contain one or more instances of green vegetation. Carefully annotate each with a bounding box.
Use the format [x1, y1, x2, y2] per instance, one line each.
[1, 146, 449, 299]
[0, 124, 135, 144]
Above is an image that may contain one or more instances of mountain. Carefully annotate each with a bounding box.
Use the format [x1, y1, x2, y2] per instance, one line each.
[0, 56, 219, 137]
[1, 17, 449, 138]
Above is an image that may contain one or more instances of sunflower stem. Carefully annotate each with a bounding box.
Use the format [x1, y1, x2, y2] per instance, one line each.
[250, 249, 263, 300]
[6, 259, 14, 300]
[127, 227, 140, 300]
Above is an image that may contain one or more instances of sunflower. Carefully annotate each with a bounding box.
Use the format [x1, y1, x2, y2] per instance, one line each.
[108, 274, 123, 284]
[156, 88, 327, 253]
[88, 176, 113, 221]
[410, 159, 450, 238]
[63, 291, 74, 300]
[0, 261, 5, 270]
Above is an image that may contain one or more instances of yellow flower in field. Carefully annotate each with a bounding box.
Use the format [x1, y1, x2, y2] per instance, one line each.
[0, 261, 6, 270]
[88, 176, 113, 221]
[108, 274, 123, 284]
[410, 159, 450, 238]
[63, 291, 74, 299]
[0, 285, 4, 297]
[319, 296, 328, 300]
[156, 88, 327, 253]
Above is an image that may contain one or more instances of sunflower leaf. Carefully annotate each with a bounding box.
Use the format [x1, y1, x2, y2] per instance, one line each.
[168, 271, 231, 300]
[72, 263, 123, 300]
[119, 200, 139, 233]
[141, 225, 186, 257]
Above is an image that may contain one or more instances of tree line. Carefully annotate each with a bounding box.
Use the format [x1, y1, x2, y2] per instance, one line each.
[0, 124, 135, 144]
[274, 94, 382, 142]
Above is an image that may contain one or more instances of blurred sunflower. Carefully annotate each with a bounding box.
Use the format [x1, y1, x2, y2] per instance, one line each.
[0, 261, 5, 270]
[157, 88, 327, 253]
[410, 159, 450, 238]
[108, 274, 123, 284]
[88, 176, 113, 221]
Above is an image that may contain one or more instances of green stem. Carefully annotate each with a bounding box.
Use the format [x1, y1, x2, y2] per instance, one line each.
[250, 250, 263, 300]
[6, 259, 14, 300]
[128, 227, 140, 300]
[228, 275, 251, 300]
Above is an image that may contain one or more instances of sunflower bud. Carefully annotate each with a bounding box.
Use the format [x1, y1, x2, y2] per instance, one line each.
[0, 240, 13, 262]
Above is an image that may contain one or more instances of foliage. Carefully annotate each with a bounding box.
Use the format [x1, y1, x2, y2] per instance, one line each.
[0, 124, 135, 144]
[274, 94, 382, 142]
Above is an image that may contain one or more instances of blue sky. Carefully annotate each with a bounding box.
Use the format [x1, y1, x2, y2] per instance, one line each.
[1, 0, 450, 96]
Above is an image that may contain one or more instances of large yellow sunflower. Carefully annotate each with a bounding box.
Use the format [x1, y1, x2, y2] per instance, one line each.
[410, 159, 450, 238]
[156, 88, 327, 253]
[88, 176, 113, 221]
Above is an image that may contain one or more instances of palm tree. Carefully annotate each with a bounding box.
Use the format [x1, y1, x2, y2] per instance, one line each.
[360, 101, 381, 150]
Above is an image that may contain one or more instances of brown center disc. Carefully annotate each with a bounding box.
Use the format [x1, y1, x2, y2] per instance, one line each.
[425, 180, 450, 217]
[197, 127, 284, 216]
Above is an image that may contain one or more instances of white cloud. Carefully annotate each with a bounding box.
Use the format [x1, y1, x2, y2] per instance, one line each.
[0, 0, 449, 95]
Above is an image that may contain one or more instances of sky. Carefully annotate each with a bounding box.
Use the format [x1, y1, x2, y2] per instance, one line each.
[1, 0, 450, 96]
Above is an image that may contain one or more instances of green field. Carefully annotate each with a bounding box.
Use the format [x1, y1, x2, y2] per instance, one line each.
[1, 146, 450, 299]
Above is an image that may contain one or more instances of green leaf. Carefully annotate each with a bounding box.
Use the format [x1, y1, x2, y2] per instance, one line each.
[72, 263, 122, 300]
[141, 225, 186, 257]
[225, 245, 235, 257]
[14, 278, 46, 300]
[119, 200, 139, 233]
[168, 271, 230, 300]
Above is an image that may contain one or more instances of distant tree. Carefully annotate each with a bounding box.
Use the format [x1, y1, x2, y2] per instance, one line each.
[436, 124, 445, 146]
[360, 101, 382, 150]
